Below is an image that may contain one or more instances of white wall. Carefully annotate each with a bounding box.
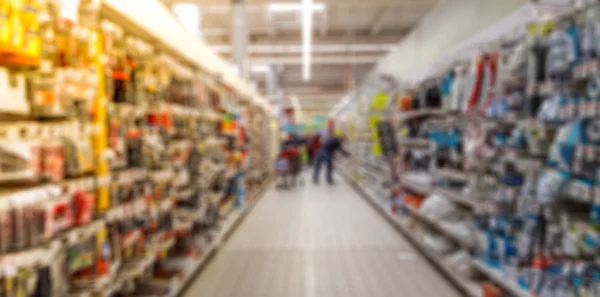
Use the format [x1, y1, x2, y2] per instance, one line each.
[370, 0, 528, 86]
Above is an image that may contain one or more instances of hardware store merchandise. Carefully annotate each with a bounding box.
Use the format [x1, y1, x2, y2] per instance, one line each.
[7, 0, 600, 297]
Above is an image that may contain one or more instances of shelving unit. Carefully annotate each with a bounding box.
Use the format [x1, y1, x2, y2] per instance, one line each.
[335, 2, 600, 296]
[0, 1, 276, 297]
[166, 177, 274, 297]
[342, 171, 481, 297]
[471, 261, 533, 297]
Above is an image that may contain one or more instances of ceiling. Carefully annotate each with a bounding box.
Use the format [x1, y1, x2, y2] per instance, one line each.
[162, 0, 438, 115]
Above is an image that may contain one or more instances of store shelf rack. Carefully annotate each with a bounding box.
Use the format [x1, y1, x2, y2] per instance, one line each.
[167, 175, 274, 297]
[342, 172, 481, 297]
[472, 260, 533, 297]
[433, 187, 477, 209]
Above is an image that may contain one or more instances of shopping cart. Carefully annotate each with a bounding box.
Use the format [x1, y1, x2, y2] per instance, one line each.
[276, 151, 305, 190]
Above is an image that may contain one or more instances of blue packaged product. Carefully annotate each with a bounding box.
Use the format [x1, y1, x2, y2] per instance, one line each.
[499, 235, 517, 265]
[592, 270, 600, 297]
[563, 177, 594, 202]
[588, 77, 600, 98]
[548, 120, 589, 169]
[537, 169, 570, 204]
[546, 25, 581, 78]
[507, 128, 527, 150]
[486, 97, 509, 119]
[592, 202, 600, 225]
[558, 94, 574, 121]
[582, 119, 600, 144]
[517, 269, 531, 291]
[539, 264, 565, 297]
[484, 230, 500, 267]
[538, 94, 563, 122]
[440, 72, 454, 96]
[566, 24, 582, 61]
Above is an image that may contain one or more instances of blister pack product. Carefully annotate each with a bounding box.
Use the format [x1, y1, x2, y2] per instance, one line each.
[126, 128, 143, 168]
[450, 67, 467, 111]
[0, 138, 41, 185]
[22, 201, 44, 248]
[68, 238, 96, 280]
[40, 141, 65, 182]
[537, 169, 569, 204]
[465, 54, 486, 113]
[108, 118, 127, 169]
[111, 57, 132, 104]
[546, 23, 581, 79]
[580, 6, 600, 58]
[548, 122, 577, 169]
[43, 198, 74, 240]
[486, 96, 509, 119]
[419, 193, 456, 220]
[0, 200, 13, 253]
[73, 190, 95, 226]
[62, 136, 94, 177]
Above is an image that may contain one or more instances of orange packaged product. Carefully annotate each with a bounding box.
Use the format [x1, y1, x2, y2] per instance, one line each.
[402, 193, 424, 210]
[483, 282, 505, 297]
[399, 96, 413, 111]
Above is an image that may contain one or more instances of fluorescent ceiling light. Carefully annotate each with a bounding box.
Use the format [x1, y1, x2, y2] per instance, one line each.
[268, 2, 325, 13]
[302, 0, 313, 81]
[172, 3, 200, 37]
[251, 64, 271, 73]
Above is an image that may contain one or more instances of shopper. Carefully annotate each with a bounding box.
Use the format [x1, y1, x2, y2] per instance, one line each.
[312, 135, 350, 185]
[307, 132, 322, 165]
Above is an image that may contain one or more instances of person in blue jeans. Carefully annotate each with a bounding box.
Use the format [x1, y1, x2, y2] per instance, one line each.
[313, 135, 350, 185]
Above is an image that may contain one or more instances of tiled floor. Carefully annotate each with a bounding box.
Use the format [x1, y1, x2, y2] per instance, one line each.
[181, 173, 461, 297]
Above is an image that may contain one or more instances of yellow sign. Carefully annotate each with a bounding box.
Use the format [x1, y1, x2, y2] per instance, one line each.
[371, 92, 389, 110]
[527, 21, 556, 36]
[368, 115, 382, 156]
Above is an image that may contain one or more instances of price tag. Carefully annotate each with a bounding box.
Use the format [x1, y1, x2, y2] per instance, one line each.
[586, 145, 596, 162]
[575, 145, 585, 160]
[134, 199, 146, 214]
[590, 60, 598, 76]
[68, 228, 80, 244]
[123, 203, 133, 217]
[570, 181, 592, 202]
[581, 185, 592, 202]
[0, 260, 17, 277]
[574, 65, 585, 78]
[579, 101, 588, 118]
[573, 161, 582, 175]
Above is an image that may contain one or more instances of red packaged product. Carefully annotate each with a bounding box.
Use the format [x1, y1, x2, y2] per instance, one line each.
[73, 191, 95, 225]
[44, 199, 74, 239]
[41, 142, 65, 182]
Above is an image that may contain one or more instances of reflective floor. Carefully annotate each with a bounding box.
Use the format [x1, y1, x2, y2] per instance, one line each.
[182, 172, 461, 297]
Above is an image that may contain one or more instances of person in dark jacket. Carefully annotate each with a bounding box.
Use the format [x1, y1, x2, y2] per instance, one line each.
[312, 135, 350, 185]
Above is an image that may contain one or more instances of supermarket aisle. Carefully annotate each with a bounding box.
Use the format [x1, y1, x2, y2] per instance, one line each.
[182, 173, 461, 297]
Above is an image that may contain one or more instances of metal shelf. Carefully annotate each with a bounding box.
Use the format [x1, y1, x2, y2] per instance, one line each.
[434, 187, 477, 209]
[397, 137, 432, 148]
[169, 177, 274, 297]
[343, 173, 481, 297]
[401, 178, 432, 195]
[432, 168, 471, 182]
[472, 260, 534, 297]
[405, 206, 474, 249]
[396, 109, 449, 122]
